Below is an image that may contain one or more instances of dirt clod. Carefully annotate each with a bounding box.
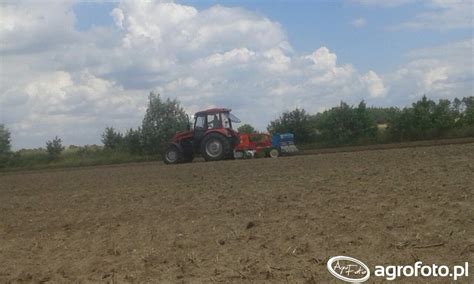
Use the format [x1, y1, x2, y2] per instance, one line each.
[246, 221, 256, 229]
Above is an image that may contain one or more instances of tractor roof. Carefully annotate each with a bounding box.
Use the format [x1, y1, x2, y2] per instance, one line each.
[195, 108, 231, 115]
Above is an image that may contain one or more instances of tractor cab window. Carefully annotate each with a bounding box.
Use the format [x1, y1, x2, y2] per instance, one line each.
[195, 115, 206, 129]
[207, 114, 222, 129]
[221, 114, 230, 128]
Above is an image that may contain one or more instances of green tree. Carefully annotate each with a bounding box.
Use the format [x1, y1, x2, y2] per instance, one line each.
[452, 97, 462, 118]
[461, 97, 474, 125]
[432, 99, 456, 134]
[386, 96, 464, 141]
[367, 107, 401, 124]
[354, 101, 378, 141]
[0, 124, 11, 155]
[267, 108, 315, 143]
[387, 107, 414, 141]
[101, 127, 123, 150]
[0, 124, 12, 167]
[46, 136, 64, 160]
[315, 102, 357, 145]
[312, 101, 378, 145]
[238, 124, 256, 134]
[123, 128, 143, 154]
[141, 92, 188, 154]
[411, 95, 436, 137]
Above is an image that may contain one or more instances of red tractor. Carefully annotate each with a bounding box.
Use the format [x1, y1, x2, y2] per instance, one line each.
[162, 108, 241, 164]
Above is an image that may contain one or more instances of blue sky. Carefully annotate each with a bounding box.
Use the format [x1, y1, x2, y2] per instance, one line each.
[1, 0, 473, 148]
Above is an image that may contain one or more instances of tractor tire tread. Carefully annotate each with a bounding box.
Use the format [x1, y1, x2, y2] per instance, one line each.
[201, 133, 232, 161]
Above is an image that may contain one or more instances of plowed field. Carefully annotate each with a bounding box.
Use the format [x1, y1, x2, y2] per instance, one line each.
[1, 143, 473, 282]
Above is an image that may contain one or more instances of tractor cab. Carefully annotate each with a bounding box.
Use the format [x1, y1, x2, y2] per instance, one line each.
[193, 108, 240, 131]
[163, 108, 241, 164]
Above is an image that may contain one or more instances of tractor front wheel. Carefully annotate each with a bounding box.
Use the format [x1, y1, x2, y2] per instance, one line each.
[162, 145, 182, 164]
[201, 133, 231, 161]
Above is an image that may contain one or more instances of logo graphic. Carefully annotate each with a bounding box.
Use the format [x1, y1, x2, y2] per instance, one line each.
[327, 256, 371, 283]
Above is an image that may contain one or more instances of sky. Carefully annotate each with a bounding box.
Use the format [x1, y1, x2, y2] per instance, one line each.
[0, 0, 473, 149]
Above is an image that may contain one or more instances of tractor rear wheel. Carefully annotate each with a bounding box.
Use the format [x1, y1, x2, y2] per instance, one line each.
[201, 133, 232, 161]
[162, 145, 182, 164]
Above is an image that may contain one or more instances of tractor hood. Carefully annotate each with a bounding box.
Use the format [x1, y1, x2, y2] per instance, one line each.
[172, 130, 193, 142]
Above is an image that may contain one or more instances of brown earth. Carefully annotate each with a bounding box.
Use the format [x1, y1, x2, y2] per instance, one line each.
[1, 143, 473, 283]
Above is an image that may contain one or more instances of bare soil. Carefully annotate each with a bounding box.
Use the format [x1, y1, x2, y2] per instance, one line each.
[1, 143, 473, 283]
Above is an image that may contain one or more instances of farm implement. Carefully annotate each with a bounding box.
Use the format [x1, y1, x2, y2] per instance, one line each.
[234, 133, 298, 159]
[162, 108, 298, 164]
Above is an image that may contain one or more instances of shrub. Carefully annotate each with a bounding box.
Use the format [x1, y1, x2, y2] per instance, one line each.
[46, 136, 64, 160]
[102, 127, 123, 150]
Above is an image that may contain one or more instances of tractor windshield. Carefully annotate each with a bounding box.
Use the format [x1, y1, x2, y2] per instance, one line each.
[229, 113, 241, 123]
[221, 112, 240, 129]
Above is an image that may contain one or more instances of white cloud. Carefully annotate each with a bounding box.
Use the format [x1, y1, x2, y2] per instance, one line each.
[351, 17, 367, 28]
[386, 38, 473, 102]
[304, 48, 356, 87]
[110, 8, 125, 29]
[113, 2, 286, 54]
[164, 77, 200, 92]
[1, 69, 146, 148]
[362, 71, 388, 98]
[204, 48, 256, 66]
[304, 47, 337, 70]
[394, 0, 473, 30]
[262, 48, 291, 72]
[0, 1, 77, 54]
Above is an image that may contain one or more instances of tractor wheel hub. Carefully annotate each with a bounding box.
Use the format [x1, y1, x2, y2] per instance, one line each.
[206, 140, 222, 157]
[166, 150, 177, 162]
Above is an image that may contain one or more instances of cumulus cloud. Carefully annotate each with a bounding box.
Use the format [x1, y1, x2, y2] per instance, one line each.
[112, 2, 286, 53]
[2, 0, 469, 149]
[387, 38, 473, 102]
[304, 47, 337, 70]
[1, 70, 145, 148]
[362, 71, 388, 98]
[204, 48, 256, 66]
[0, 1, 77, 54]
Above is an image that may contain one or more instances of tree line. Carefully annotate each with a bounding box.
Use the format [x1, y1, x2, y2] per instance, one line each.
[267, 96, 474, 146]
[0, 92, 188, 168]
[1, 94, 473, 169]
